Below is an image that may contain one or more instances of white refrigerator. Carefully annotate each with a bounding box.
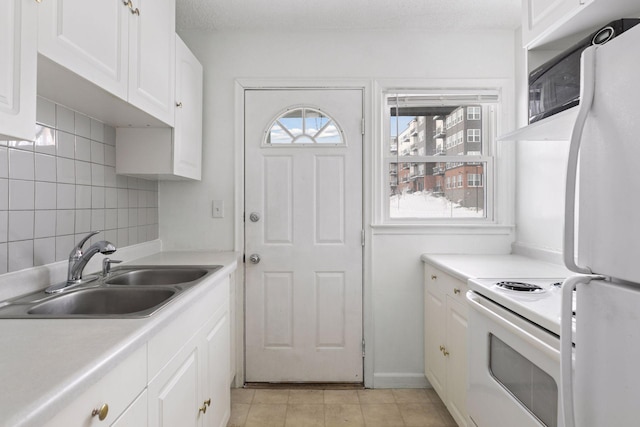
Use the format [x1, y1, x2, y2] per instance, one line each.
[561, 23, 640, 427]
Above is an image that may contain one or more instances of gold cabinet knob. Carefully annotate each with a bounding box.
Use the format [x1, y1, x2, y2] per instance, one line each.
[443, 348, 450, 356]
[439, 345, 445, 352]
[176, 102, 183, 108]
[431, 275, 437, 280]
[91, 403, 109, 421]
[198, 398, 211, 414]
[453, 288, 461, 295]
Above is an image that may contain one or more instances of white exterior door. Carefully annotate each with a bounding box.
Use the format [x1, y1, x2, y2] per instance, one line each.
[244, 89, 363, 382]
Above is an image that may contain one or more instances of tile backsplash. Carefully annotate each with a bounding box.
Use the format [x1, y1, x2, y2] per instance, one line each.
[0, 97, 159, 274]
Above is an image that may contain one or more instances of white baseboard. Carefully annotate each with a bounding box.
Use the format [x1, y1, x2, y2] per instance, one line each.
[372, 373, 429, 389]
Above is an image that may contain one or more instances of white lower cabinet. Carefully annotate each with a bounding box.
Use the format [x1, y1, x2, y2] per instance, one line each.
[203, 306, 231, 427]
[111, 390, 148, 427]
[44, 345, 147, 427]
[148, 336, 203, 426]
[46, 276, 231, 427]
[424, 263, 469, 427]
[148, 276, 231, 427]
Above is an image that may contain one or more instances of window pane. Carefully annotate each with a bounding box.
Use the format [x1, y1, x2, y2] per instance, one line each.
[315, 122, 342, 144]
[268, 122, 293, 144]
[389, 106, 484, 156]
[305, 110, 331, 136]
[389, 161, 486, 218]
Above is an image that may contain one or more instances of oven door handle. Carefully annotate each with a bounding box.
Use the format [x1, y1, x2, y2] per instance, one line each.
[466, 291, 559, 361]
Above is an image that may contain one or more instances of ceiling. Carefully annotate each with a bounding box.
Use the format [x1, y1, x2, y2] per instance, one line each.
[176, 0, 522, 33]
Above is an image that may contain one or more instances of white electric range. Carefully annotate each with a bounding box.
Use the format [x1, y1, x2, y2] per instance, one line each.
[466, 277, 572, 427]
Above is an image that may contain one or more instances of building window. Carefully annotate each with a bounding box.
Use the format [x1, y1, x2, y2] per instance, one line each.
[467, 106, 481, 120]
[383, 91, 496, 221]
[467, 128, 481, 143]
[467, 173, 483, 187]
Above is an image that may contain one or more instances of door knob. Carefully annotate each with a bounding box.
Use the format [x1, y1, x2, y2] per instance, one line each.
[249, 254, 261, 264]
[249, 212, 260, 222]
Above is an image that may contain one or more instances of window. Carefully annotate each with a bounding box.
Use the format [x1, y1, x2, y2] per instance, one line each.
[467, 106, 481, 120]
[467, 128, 481, 143]
[265, 107, 345, 146]
[467, 173, 483, 187]
[383, 90, 497, 220]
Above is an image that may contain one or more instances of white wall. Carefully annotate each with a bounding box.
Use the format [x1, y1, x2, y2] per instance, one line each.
[163, 28, 517, 387]
[512, 32, 569, 262]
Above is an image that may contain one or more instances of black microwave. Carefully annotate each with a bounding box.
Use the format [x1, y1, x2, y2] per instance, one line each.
[528, 18, 640, 124]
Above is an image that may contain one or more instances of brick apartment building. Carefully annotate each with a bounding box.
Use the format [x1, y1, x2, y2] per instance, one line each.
[391, 105, 484, 211]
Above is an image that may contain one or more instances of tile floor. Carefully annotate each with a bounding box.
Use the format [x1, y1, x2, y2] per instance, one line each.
[227, 388, 458, 427]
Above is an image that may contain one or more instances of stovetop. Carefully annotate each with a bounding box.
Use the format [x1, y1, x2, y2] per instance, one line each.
[468, 277, 572, 336]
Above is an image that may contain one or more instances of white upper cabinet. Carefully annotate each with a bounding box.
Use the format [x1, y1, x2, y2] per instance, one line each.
[523, 0, 640, 48]
[127, 0, 176, 125]
[38, 0, 175, 126]
[116, 35, 202, 181]
[0, 0, 37, 142]
[173, 35, 203, 180]
[37, 0, 129, 100]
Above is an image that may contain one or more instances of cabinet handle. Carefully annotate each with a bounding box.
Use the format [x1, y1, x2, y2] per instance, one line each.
[431, 275, 437, 280]
[123, 0, 140, 15]
[453, 288, 461, 295]
[176, 102, 183, 108]
[198, 398, 211, 414]
[91, 403, 109, 421]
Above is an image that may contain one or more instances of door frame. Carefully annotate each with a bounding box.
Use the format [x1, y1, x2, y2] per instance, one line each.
[233, 79, 374, 387]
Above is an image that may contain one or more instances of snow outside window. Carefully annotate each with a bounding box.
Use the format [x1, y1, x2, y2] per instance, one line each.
[384, 91, 497, 221]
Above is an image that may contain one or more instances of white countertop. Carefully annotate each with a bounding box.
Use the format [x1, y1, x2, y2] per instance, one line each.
[420, 253, 572, 281]
[0, 251, 239, 427]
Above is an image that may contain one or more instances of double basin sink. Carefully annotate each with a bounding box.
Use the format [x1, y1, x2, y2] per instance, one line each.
[0, 265, 222, 318]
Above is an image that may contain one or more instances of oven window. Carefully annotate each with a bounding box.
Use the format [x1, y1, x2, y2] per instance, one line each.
[489, 334, 558, 427]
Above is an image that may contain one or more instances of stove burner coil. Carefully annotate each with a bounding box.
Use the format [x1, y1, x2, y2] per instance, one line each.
[495, 281, 544, 292]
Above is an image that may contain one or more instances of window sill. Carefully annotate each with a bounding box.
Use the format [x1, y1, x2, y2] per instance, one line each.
[369, 223, 515, 235]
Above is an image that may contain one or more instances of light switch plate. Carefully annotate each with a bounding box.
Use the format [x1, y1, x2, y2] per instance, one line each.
[212, 200, 224, 218]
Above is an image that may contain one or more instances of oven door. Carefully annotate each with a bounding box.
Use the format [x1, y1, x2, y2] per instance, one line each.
[467, 291, 562, 427]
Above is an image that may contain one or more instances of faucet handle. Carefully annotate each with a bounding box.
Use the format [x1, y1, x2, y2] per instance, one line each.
[102, 258, 122, 276]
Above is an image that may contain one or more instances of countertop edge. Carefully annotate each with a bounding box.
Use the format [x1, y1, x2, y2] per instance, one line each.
[420, 253, 572, 282]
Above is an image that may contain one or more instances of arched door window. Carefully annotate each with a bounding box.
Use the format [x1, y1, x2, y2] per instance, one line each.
[264, 107, 346, 146]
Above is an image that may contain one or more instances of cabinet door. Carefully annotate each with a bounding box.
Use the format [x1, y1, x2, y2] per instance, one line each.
[37, 0, 128, 100]
[110, 390, 148, 427]
[424, 284, 447, 399]
[148, 345, 202, 427]
[523, 0, 585, 46]
[0, 0, 36, 141]
[127, 0, 175, 125]
[446, 297, 469, 427]
[173, 35, 203, 180]
[203, 307, 231, 427]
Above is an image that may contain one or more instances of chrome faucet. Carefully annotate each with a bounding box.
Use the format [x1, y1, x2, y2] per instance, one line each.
[46, 231, 116, 294]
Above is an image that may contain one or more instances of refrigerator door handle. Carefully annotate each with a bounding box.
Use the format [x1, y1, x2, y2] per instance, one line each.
[561, 274, 604, 427]
[564, 46, 596, 274]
